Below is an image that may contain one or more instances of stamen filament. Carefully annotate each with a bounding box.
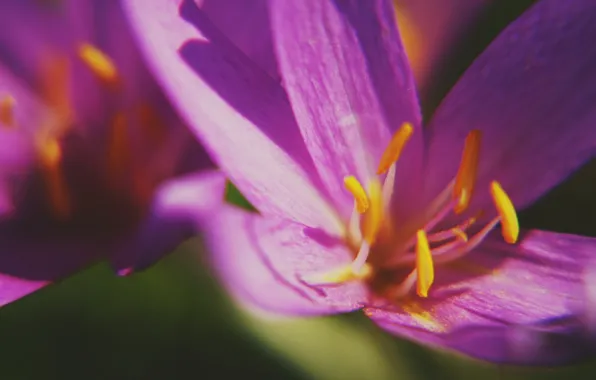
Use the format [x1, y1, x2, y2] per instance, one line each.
[77, 43, 120, 88]
[427, 214, 478, 243]
[377, 122, 414, 174]
[107, 112, 130, 188]
[490, 181, 519, 244]
[433, 217, 500, 264]
[415, 230, 434, 298]
[344, 176, 369, 213]
[40, 56, 72, 127]
[38, 139, 70, 219]
[351, 241, 371, 274]
[387, 217, 500, 267]
[0, 95, 15, 127]
[453, 130, 481, 214]
[389, 269, 418, 299]
[348, 204, 363, 244]
[381, 163, 396, 212]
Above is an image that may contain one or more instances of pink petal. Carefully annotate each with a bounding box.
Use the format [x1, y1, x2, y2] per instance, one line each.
[421, 0, 596, 223]
[123, 0, 342, 233]
[204, 207, 368, 316]
[366, 230, 596, 365]
[271, 0, 423, 214]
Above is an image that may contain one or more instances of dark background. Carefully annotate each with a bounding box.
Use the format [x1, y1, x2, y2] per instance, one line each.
[1, 1, 595, 379]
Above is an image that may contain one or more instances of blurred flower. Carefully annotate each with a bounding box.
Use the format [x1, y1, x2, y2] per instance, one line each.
[0, 0, 216, 306]
[124, 0, 596, 365]
[393, 0, 492, 88]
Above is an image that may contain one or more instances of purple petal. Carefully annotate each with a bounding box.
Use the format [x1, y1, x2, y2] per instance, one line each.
[111, 170, 227, 273]
[366, 230, 596, 365]
[203, 207, 368, 316]
[123, 0, 342, 233]
[198, 0, 277, 81]
[421, 0, 596, 221]
[0, 0, 68, 84]
[271, 0, 423, 211]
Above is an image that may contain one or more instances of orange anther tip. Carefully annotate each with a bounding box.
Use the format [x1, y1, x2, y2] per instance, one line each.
[77, 43, 120, 88]
[377, 122, 414, 174]
[453, 130, 481, 214]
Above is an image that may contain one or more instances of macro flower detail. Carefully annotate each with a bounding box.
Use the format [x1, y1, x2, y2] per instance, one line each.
[0, 0, 214, 306]
[124, 0, 596, 365]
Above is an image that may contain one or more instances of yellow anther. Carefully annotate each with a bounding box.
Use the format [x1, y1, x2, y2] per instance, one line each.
[310, 263, 373, 284]
[344, 175, 369, 213]
[362, 180, 383, 244]
[451, 227, 468, 243]
[415, 230, 434, 298]
[377, 122, 414, 174]
[489, 181, 519, 244]
[453, 130, 481, 214]
[77, 43, 120, 88]
[0, 95, 16, 128]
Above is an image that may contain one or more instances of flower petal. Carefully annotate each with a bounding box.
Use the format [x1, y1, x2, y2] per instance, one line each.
[203, 207, 368, 316]
[422, 0, 596, 220]
[198, 0, 277, 81]
[123, 0, 341, 233]
[365, 230, 596, 365]
[110, 170, 227, 273]
[271, 0, 423, 211]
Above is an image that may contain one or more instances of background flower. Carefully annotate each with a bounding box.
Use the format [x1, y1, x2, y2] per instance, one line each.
[0, 0, 213, 306]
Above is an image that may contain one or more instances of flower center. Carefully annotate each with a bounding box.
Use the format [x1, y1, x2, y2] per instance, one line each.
[307, 124, 519, 300]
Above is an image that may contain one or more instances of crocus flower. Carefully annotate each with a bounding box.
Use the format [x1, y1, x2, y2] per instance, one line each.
[0, 0, 214, 306]
[124, 0, 596, 364]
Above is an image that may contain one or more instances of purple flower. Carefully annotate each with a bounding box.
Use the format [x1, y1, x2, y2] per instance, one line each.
[0, 0, 216, 306]
[123, 0, 596, 364]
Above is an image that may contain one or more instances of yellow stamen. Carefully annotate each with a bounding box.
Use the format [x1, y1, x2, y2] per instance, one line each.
[415, 230, 434, 298]
[362, 180, 383, 244]
[489, 181, 519, 244]
[77, 43, 120, 89]
[453, 130, 481, 214]
[107, 112, 130, 187]
[344, 175, 369, 213]
[377, 122, 414, 174]
[38, 139, 70, 219]
[311, 263, 373, 284]
[0, 95, 16, 128]
[451, 227, 468, 243]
